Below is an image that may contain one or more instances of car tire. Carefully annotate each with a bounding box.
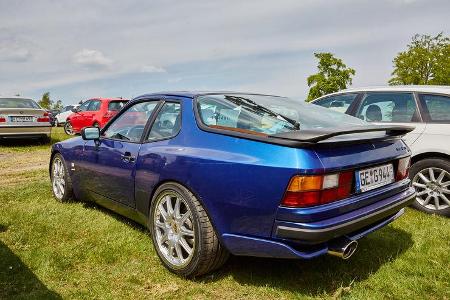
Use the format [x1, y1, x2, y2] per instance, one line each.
[410, 158, 450, 217]
[149, 182, 229, 277]
[64, 121, 75, 135]
[50, 153, 74, 203]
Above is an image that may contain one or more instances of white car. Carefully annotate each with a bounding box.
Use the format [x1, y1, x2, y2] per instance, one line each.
[312, 86, 450, 216]
[54, 104, 79, 126]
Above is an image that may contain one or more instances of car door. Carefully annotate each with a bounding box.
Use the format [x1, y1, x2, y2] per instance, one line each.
[354, 92, 426, 147]
[70, 100, 91, 131]
[81, 99, 160, 207]
[82, 99, 101, 128]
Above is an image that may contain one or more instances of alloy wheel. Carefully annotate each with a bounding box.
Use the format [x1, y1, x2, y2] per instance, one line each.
[52, 157, 66, 200]
[64, 122, 74, 135]
[412, 167, 450, 211]
[153, 191, 195, 269]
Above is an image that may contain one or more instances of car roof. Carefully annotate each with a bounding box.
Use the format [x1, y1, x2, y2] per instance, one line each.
[0, 96, 34, 100]
[134, 91, 284, 99]
[88, 97, 129, 101]
[314, 85, 450, 101]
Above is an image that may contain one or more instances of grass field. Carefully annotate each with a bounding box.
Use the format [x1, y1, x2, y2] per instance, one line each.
[0, 128, 449, 299]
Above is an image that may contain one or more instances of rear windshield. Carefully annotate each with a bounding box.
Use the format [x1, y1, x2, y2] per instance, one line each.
[0, 98, 40, 109]
[196, 94, 365, 136]
[108, 101, 128, 111]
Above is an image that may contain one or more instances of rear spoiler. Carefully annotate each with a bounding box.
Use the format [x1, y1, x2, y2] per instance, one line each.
[269, 125, 415, 144]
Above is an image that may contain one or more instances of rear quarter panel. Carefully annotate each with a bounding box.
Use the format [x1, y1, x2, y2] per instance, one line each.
[410, 124, 450, 157]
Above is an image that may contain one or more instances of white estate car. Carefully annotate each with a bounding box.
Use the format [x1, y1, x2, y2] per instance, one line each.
[312, 86, 450, 216]
[0, 97, 52, 141]
[54, 104, 79, 126]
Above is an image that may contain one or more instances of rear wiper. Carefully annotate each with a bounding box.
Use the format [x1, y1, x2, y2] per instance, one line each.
[225, 95, 300, 130]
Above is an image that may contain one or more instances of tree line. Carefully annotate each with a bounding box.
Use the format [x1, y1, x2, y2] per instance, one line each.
[306, 32, 449, 101]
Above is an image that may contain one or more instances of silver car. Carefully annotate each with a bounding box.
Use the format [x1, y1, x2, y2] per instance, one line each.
[0, 97, 52, 141]
[312, 86, 450, 216]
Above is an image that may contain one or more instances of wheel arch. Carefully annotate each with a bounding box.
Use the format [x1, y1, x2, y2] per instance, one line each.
[411, 152, 450, 165]
[146, 179, 226, 246]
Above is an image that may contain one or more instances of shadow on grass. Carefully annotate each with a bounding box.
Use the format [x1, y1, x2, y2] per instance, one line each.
[79, 199, 413, 297]
[0, 240, 61, 299]
[203, 226, 413, 296]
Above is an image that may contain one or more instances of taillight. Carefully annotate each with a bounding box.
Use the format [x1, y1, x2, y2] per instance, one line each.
[37, 112, 50, 122]
[0, 116, 5, 122]
[396, 156, 411, 181]
[281, 171, 353, 208]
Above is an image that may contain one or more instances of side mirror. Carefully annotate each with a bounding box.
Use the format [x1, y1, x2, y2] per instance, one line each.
[81, 127, 100, 141]
[71, 108, 79, 113]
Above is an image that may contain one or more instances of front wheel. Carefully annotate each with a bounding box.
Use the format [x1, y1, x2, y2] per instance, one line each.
[64, 121, 75, 135]
[51, 153, 74, 202]
[149, 183, 229, 277]
[410, 158, 450, 217]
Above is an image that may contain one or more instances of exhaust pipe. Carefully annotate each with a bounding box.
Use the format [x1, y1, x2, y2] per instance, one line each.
[327, 238, 358, 260]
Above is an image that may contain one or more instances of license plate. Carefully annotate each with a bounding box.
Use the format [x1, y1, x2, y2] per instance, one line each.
[11, 116, 34, 122]
[356, 164, 394, 192]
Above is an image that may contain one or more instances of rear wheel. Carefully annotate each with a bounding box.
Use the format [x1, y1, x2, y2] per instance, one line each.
[149, 182, 229, 277]
[51, 153, 74, 202]
[410, 158, 450, 217]
[64, 121, 75, 135]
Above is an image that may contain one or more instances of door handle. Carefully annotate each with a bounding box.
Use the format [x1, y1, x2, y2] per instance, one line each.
[121, 151, 136, 163]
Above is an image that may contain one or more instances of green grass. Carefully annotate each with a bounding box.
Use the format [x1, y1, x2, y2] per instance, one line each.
[0, 134, 449, 299]
[0, 127, 71, 153]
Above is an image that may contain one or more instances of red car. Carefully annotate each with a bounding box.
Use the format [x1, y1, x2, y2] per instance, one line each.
[64, 98, 128, 135]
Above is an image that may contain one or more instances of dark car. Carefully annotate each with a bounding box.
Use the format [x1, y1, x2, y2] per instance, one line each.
[50, 92, 415, 277]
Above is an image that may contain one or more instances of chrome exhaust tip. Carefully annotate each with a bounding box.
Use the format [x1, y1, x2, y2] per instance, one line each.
[327, 238, 358, 260]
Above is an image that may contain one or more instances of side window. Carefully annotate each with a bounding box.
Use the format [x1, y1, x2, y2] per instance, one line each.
[313, 94, 358, 113]
[356, 93, 417, 123]
[147, 102, 181, 141]
[419, 94, 450, 122]
[87, 100, 101, 111]
[103, 101, 159, 142]
[78, 100, 91, 112]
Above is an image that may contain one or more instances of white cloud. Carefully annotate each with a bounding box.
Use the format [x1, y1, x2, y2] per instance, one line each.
[0, 45, 31, 62]
[140, 65, 166, 73]
[73, 49, 113, 69]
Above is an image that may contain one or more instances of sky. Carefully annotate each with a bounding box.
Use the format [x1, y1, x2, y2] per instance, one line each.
[0, 0, 449, 105]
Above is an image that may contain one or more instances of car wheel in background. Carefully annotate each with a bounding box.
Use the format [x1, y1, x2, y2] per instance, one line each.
[410, 158, 450, 217]
[64, 121, 75, 135]
[51, 153, 74, 202]
[149, 182, 229, 277]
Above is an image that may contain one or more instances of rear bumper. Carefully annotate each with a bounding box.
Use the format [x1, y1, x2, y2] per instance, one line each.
[0, 125, 52, 138]
[274, 187, 415, 243]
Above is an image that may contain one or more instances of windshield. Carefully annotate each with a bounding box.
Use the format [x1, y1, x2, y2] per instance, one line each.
[196, 94, 365, 135]
[0, 98, 41, 109]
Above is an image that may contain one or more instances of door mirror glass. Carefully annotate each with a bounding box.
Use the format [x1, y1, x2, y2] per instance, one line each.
[81, 127, 100, 140]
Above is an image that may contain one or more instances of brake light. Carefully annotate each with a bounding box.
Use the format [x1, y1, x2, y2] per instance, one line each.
[0, 116, 5, 122]
[281, 171, 353, 208]
[396, 156, 411, 181]
[37, 112, 50, 122]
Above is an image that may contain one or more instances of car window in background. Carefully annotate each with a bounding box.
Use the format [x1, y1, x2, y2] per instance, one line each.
[108, 101, 128, 111]
[148, 102, 181, 141]
[103, 101, 158, 142]
[419, 94, 450, 122]
[356, 92, 417, 123]
[78, 101, 91, 112]
[87, 100, 101, 111]
[197, 94, 365, 136]
[313, 93, 358, 113]
[0, 98, 41, 109]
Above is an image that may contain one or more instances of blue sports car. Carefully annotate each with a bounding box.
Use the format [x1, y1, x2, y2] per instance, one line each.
[50, 92, 415, 277]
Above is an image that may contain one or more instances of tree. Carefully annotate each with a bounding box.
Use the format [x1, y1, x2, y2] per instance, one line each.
[38, 92, 53, 109]
[306, 53, 355, 101]
[53, 100, 63, 110]
[389, 33, 450, 85]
